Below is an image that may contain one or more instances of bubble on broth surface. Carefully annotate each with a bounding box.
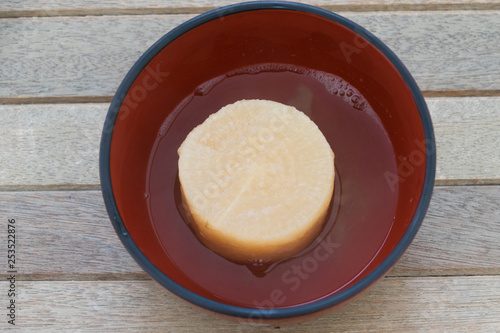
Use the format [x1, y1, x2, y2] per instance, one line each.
[225, 63, 370, 112]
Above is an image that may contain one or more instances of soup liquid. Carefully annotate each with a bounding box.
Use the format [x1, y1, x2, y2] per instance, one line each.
[146, 64, 398, 308]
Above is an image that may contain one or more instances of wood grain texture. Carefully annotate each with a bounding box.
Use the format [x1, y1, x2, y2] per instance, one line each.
[0, 186, 498, 279]
[389, 185, 500, 276]
[0, 276, 498, 331]
[1, 0, 500, 18]
[0, 191, 143, 279]
[1, 97, 499, 188]
[1, 11, 499, 99]
[0, 14, 191, 99]
[0, 103, 107, 187]
[427, 97, 500, 182]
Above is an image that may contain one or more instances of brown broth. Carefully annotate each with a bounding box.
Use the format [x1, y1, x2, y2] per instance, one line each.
[145, 64, 398, 308]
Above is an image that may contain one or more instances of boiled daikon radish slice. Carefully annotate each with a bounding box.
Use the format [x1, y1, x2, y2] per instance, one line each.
[178, 99, 334, 263]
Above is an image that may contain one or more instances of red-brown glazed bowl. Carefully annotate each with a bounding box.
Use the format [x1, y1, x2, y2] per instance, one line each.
[100, 1, 436, 324]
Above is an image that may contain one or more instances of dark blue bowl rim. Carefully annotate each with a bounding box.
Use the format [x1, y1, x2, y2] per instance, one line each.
[99, 0, 436, 320]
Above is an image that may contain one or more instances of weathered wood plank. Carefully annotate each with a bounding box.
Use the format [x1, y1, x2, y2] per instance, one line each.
[427, 97, 500, 183]
[0, 186, 498, 279]
[0, 103, 107, 188]
[0, 190, 142, 279]
[0, 14, 191, 100]
[1, 276, 499, 331]
[1, 11, 499, 100]
[1, 97, 499, 188]
[389, 185, 500, 276]
[1, 0, 500, 18]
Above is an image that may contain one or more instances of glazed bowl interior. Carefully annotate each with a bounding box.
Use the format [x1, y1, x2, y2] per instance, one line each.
[100, 1, 435, 320]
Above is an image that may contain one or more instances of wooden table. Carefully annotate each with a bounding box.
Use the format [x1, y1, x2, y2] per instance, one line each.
[1, 0, 499, 331]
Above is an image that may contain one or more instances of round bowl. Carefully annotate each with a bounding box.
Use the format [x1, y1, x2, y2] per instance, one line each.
[100, 1, 436, 324]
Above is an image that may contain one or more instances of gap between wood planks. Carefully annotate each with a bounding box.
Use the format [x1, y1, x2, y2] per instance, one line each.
[1, 179, 500, 192]
[1, 3, 500, 19]
[1, 272, 498, 282]
[1, 90, 500, 106]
